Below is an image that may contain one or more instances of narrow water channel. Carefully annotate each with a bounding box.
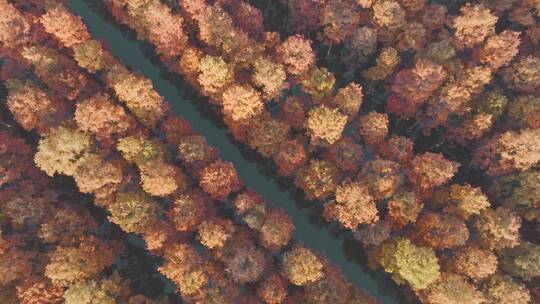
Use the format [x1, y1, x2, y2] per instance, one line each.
[67, 1, 402, 303]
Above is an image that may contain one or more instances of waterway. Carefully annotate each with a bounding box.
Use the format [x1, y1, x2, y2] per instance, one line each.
[67, 1, 404, 303]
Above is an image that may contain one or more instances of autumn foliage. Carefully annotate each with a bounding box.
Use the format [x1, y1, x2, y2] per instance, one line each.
[2, 0, 540, 303]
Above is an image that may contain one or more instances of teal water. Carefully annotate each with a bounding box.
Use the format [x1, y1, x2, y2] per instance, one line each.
[67, 1, 402, 303]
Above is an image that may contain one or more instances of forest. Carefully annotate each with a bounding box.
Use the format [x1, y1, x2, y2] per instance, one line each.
[0, 0, 539, 303]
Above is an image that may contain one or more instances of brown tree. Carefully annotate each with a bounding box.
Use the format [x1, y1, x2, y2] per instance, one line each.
[45, 237, 114, 286]
[323, 180, 379, 229]
[40, 6, 91, 48]
[475, 207, 521, 250]
[75, 93, 136, 146]
[199, 159, 243, 200]
[473, 128, 540, 177]
[6, 79, 67, 134]
[412, 212, 470, 249]
[282, 245, 324, 286]
[408, 153, 459, 193]
[452, 4, 497, 49]
[295, 159, 339, 200]
[273, 139, 308, 177]
[357, 159, 404, 200]
[276, 35, 316, 77]
[305, 106, 348, 146]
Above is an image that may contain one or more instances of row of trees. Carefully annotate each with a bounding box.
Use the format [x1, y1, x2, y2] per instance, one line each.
[0, 125, 152, 303]
[1, 1, 377, 303]
[99, 0, 540, 303]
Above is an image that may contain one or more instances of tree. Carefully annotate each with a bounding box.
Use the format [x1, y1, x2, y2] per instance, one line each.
[481, 275, 532, 304]
[219, 232, 266, 284]
[412, 212, 469, 249]
[108, 191, 160, 234]
[347, 26, 378, 59]
[372, 1, 406, 30]
[6, 79, 66, 134]
[247, 116, 290, 157]
[273, 139, 307, 177]
[276, 35, 316, 77]
[449, 244, 498, 281]
[0, 0, 29, 49]
[363, 47, 400, 81]
[473, 128, 540, 177]
[452, 4, 497, 49]
[167, 190, 209, 232]
[503, 56, 540, 94]
[445, 113, 494, 146]
[63, 272, 133, 304]
[295, 159, 339, 200]
[356, 112, 389, 145]
[198, 160, 243, 200]
[507, 95, 540, 129]
[380, 237, 440, 290]
[490, 169, 540, 221]
[21, 46, 90, 101]
[197, 217, 235, 250]
[303, 263, 351, 304]
[139, 160, 188, 197]
[357, 159, 404, 200]
[330, 83, 363, 121]
[221, 84, 264, 123]
[257, 273, 288, 304]
[323, 180, 379, 230]
[111, 72, 165, 127]
[177, 135, 218, 171]
[259, 208, 295, 251]
[396, 22, 428, 52]
[34, 126, 94, 177]
[197, 55, 234, 98]
[323, 137, 363, 174]
[116, 135, 163, 167]
[38, 207, 97, 246]
[15, 276, 64, 304]
[45, 237, 114, 286]
[0, 236, 34, 287]
[0, 131, 32, 187]
[420, 4, 448, 31]
[75, 93, 135, 146]
[252, 57, 287, 100]
[233, 190, 268, 230]
[386, 192, 422, 229]
[376, 135, 414, 164]
[477, 30, 521, 70]
[321, 0, 360, 43]
[224, 1, 264, 37]
[232, 190, 294, 251]
[354, 221, 392, 246]
[434, 183, 491, 220]
[143, 1, 187, 58]
[160, 115, 193, 145]
[301, 67, 336, 100]
[40, 7, 91, 48]
[73, 40, 107, 73]
[158, 243, 209, 299]
[500, 241, 540, 281]
[421, 273, 485, 304]
[305, 106, 348, 146]
[282, 245, 324, 286]
[388, 59, 447, 117]
[407, 153, 459, 193]
[279, 96, 307, 130]
[475, 207, 521, 250]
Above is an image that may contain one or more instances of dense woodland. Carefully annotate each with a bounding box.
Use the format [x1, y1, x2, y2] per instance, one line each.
[0, 0, 539, 303]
